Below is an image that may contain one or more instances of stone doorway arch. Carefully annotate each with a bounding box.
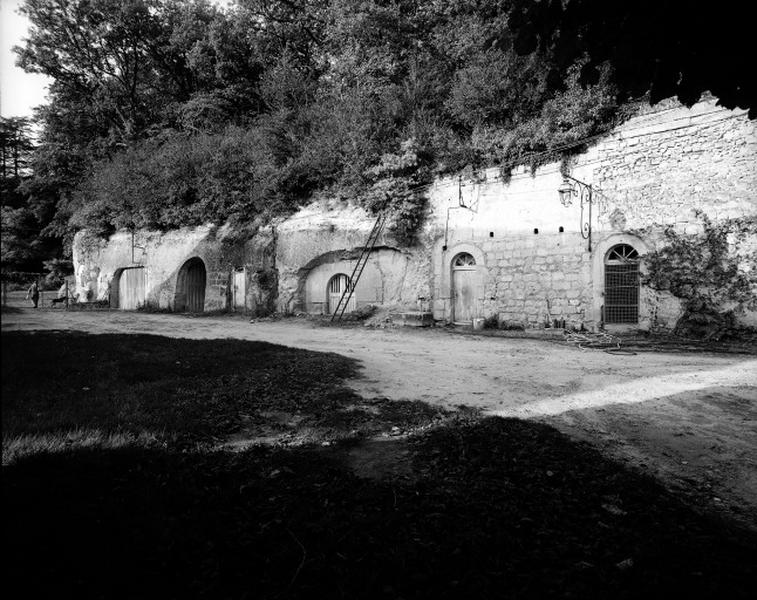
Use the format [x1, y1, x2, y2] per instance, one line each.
[112, 266, 146, 310]
[451, 252, 477, 324]
[175, 257, 206, 312]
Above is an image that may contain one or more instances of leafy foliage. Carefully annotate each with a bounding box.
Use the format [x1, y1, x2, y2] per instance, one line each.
[19, 0, 726, 243]
[362, 138, 433, 245]
[1, 206, 42, 270]
[507, 0, 756, 118]
[643, 214, 757, 339]
[70, 127, 279, 233]
[0, 117, 34, 183]
[0, 117, 64, 273]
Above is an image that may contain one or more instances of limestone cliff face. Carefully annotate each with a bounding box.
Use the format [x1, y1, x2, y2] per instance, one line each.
[73, 96, 756, 330]
[72, 224, 277, 313]
[273, 201, 433, 314]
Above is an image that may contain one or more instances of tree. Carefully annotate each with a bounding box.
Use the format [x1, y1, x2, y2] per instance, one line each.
[15, 0, 230, 141]
[15, 0, 263, 241]
[1, 206, 43, 271]
[507, 0, 756, 117]
[0, 117, 34, 187]
[0, 117, 61, 272]
[14, 0, 633, 238]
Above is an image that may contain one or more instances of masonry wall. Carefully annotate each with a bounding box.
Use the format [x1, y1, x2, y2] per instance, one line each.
[73, 224, 276, 313]
[73, 97, 756, 329]
[422, 97, 757, 330]
[594, 99, 756, 228]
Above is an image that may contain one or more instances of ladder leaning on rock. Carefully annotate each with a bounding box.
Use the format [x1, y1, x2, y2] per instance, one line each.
[331, 211, 388, 322]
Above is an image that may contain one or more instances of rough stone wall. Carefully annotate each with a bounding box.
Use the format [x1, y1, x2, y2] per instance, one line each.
[274, 200, 431, 313]
[424, 163, 598, 327]
[73, 97, 755, 328]
[484, 234, 591, 329]
[72, 224, 276, 313]
[422, 97, 756, 330]
[594, 99, 756, 228]
[633, 218, 757, 331]
[301, 248, 419, 314]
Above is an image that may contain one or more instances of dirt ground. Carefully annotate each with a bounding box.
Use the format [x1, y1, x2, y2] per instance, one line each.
[3, 302, 756, 529]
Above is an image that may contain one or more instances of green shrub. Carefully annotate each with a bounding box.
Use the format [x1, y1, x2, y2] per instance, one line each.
[643, 214, 757, 339]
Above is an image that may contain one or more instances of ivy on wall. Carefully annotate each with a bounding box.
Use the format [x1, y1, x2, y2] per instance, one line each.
[642, 213, 757, 339]
[361, 139, 432, 246]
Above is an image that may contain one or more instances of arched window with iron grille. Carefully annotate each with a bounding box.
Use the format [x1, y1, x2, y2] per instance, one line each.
[604, 244, 640, 324]
[452, 253, 476, 267]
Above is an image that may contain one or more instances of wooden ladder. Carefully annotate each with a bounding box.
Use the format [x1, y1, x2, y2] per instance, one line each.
[331, 211, 388, 322]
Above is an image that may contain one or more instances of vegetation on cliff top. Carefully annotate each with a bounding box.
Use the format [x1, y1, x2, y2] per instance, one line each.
[3, 0, 754, 259]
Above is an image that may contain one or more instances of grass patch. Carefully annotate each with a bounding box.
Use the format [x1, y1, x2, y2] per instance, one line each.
[3, 330, 756, 598]
[2, 331, 447, 460]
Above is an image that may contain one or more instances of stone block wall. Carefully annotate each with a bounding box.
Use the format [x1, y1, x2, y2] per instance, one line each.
[594, 99, 757, 229]
[484, 234, 591, 328]
[423, 97, 756, 330]
[431, 232, 592, 329]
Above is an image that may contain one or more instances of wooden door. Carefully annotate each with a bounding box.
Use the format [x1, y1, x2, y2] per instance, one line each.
[118, 267, 145, 310]
[452, 268, 476, 324]
[233, 268, 246, 310]
[186, 260, 206, 312]
[327, 274, 355, 314]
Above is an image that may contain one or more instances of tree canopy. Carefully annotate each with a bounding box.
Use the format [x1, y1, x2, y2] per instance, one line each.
[10, 0, 752, 246]
[508, 0, 755, 118]
[0, 117, 60, 273]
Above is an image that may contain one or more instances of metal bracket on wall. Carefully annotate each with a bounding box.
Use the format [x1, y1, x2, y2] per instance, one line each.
[130, 229, 146, 264]
[442, 176, 477, 251]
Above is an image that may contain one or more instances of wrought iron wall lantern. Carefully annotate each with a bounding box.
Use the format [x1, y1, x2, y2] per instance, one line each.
[558, 175, 593, 252]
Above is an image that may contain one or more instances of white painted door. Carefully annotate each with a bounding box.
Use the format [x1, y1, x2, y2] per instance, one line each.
[233, 268, 246, 310]
[118, 267, 145, 310]
[328, 274, 356, 315]
[452, 268, 476, 323]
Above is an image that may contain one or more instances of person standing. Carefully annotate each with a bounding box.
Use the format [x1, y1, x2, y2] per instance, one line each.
[26, 280, 40, 308]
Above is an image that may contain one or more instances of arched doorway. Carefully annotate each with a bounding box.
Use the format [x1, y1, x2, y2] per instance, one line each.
[451, 252, 477, 324]
[112, 267, 146, 310]
[327, 273, 355, 315]
[604, 244, 640, 324]
[175, 257, 206, 312]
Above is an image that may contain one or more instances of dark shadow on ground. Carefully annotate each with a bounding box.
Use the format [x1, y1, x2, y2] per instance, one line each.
[1, 331, 445, 449]
[3, 419, 757, 599]
[542, 385, 757, 531]
[3, 331, 757, 598]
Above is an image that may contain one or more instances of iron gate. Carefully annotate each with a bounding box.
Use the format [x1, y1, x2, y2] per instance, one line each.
[604, 244, 640, 324]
